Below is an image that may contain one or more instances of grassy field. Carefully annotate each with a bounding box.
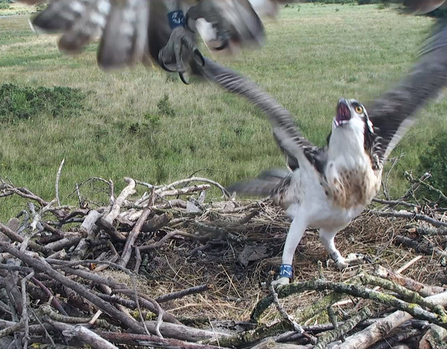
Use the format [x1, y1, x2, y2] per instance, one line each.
[0, 3, 446, 220]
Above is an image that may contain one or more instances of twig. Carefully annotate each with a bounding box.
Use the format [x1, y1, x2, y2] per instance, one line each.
[372, 198, 420, 209]
[55, 158, 65, 207]
[21, 271, 35, 349]
[373, 265, 445, 297]
[155, 284, 213, 303]
[401, 172, 432, 200]
[44, 319, 119, 349]
[0, 241, 145, 333]
[396, 255, 423, 273]
[31, 277, 68, 316]
[405, 171, 447, 202]
[118, 206, 151, 268]
[0, 319, 24, 338]
[0, 183, 49, 208]
[103, 177, 136, 225]
[407, 226, 447, 236]
[394, 235, 447, 258]
[134, 246, 142, 274]
[0, 222, 51, 255]
[160, 184, 211, 197]
[139, 230, 203, 251]
[358, 274, 447, 318]
[95, 331, 225, 349]
[335, 291, 447, 349]
[38, 304, 111, 329]
[369, 209, 447, 227]
[269, 283, 304, 334]
[252, 279, 447, 327]
[156, 177, 230, 198]
[314, 307, 372, 349]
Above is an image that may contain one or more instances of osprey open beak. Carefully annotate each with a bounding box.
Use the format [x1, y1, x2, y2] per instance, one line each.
[334, 98, 351, 127]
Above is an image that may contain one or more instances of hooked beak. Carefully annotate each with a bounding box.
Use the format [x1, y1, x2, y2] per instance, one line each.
[334, 98, 351, 127]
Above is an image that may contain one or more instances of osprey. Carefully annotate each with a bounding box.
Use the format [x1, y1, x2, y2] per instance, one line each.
[201, 17, 447, 285]
[19, 0, 296, 83]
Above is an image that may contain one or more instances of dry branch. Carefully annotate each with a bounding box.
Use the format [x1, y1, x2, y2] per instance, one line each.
[335, 291, 447, 349]
[45, 319, 118, 349]
[370, 209, 447, 228]
[373, 265, 445, 297]
[118, 206, 151, 268]
[0, 241, 146, 333]
[253, 279, 447, 328]
[3, 175, 447, 348]
[0, 222, 52, 255]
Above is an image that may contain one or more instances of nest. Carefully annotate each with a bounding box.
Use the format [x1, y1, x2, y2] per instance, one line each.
[1, 175, 447, 349]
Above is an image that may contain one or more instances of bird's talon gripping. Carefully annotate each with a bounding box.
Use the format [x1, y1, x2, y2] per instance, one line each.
[332, 253, 367, 270]
[214, 38, 229, 51]
[158, 9, 204, 84]
[158, 53, 176, 73]
[194, 48, 205, 67]
[271, 277, 290, 287]
[179, 71, 189, 85]
[271, 264, 293, 286]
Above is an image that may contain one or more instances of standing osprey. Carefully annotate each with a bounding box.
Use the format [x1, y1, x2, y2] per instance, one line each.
[200, 16, 447, 285]
[19, 0, 296, 83]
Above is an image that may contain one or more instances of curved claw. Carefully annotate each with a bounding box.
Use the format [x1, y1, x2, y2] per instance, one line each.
[179, 71, 189, 85]
[158, 52, 176, 72]
[213, 37, 230, 51]
[193, 48, 205, 67]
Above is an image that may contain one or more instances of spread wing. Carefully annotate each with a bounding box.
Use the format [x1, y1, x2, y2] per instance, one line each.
[368, 18, 447, 163]
[22, 0, 298, 70]
[28, 0, 170, 68]
[200, 57, 326, 173]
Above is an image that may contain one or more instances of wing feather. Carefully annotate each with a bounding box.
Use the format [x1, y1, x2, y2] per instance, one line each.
[31, 0, 94, 32]
[190, 0, 265, 53]
[97, 0, 149, 69]
[200, 57, 324, 171]
[368, 18, 447, 163]
[58, 0, 110, 53]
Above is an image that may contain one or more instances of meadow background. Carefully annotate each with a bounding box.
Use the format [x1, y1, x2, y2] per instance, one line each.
[0, 2, 446, 220]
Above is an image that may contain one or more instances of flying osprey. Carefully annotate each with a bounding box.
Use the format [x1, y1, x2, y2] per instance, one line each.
[200, 16, 447, 285]
[19, 0, 296, 83]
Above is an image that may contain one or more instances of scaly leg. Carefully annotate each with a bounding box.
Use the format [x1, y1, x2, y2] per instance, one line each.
[158, 0, 205, 84]
[319, 229, 365, 270]
[272, 216, 308, 287]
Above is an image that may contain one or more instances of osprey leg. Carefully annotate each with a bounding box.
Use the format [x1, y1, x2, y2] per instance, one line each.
[272, 217, 308, 286]
[319, 229, 365, 269]
[158, 0, 205, 84]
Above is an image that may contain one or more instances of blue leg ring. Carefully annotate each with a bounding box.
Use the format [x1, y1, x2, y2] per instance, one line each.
[167, 10, 186, 29]
[279, 264, 293, 279]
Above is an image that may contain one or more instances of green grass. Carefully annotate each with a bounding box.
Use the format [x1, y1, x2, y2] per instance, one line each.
[1, 3, 446, 220]
[0, 2, 38, 16]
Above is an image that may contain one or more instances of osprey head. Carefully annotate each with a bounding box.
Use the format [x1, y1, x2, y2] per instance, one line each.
[333, 98, 373, 134]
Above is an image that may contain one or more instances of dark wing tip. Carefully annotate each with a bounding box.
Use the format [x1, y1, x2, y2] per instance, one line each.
[369, 16, 447, 163]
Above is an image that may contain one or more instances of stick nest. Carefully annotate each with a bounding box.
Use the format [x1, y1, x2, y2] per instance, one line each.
[1, 175, 447, 348]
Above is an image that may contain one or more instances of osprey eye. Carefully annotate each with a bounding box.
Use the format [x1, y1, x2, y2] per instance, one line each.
[355, 106, 364, 114]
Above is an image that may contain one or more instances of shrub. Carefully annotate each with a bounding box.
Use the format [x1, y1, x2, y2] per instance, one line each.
[417, 133, 447, 202]
[157, 93, 175, 117]
[357, 0, 382, 4]
[0, 84, 90, 123]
